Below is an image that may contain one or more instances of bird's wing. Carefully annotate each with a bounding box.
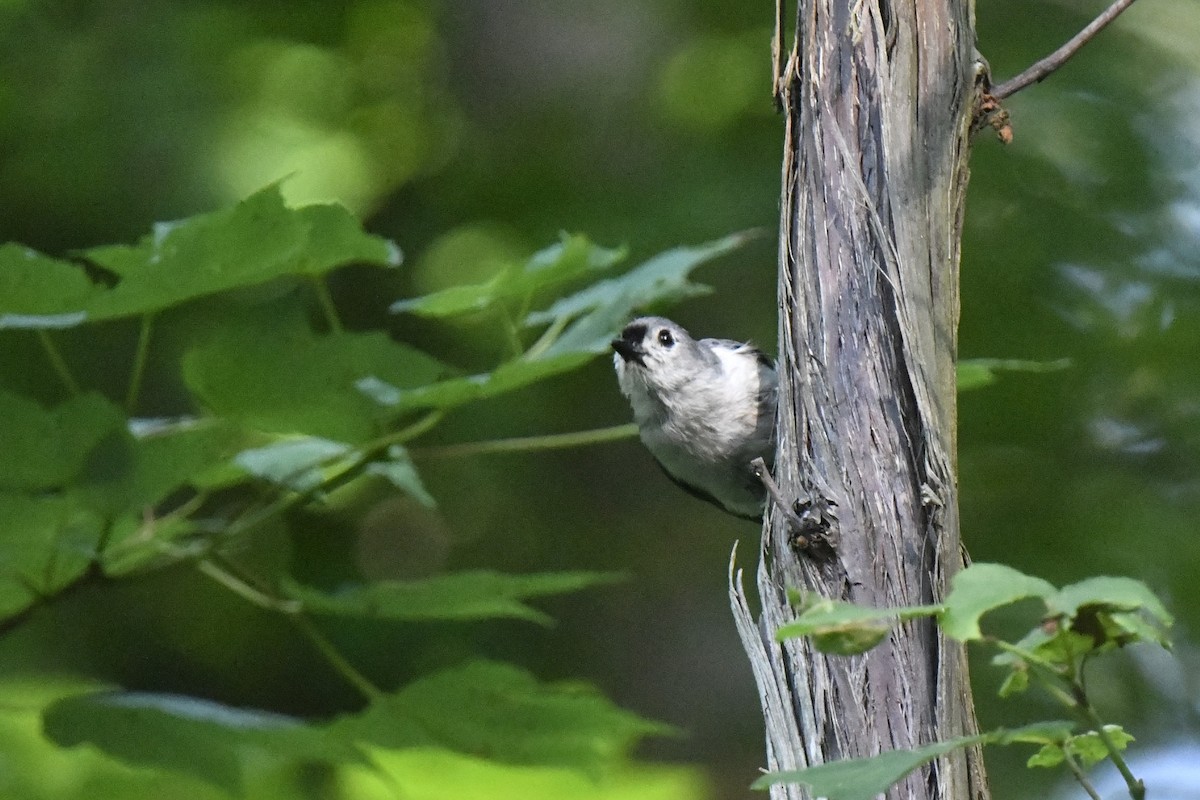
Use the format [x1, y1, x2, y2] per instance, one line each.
[651, 457, 763, 522]
[702, 338, 775, 369]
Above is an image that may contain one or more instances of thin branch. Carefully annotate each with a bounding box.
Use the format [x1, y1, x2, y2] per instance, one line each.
[311, 276, 344, 334]
[750, 457, 810, 546]
[199, 555, 383, 702]
[991, 0, 1139, 100]
[289, 614, 384, 702]
[125, 313, 155, 412]
[197, 558, 301, 614]
[1075, 698, 1146, 800]
[1063, 750, 1104, 800]
[36, 329, 81, 396]
[412, 423, 637, 460]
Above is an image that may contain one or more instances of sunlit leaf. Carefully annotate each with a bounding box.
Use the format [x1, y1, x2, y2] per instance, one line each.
[83, 186, 400, 320]
[774, 598, 941, 655]
[286, 570, 624, 625]
[1067, 725, 1134, 768]
[359, 351, 592, 413]
[1026, 743, 1066, 768]
[364, 445, 436, 507]
[939, 563, 1056, 642]
[391, 234, 624, 317]
[955, 358, 1071, 392]
[334, 661, 671, 776]
[346, 747, 706, 800]
[525, 232, 754, 357]
[233, 437, 352, 493]
[997, 667, 1030, 698]
[43, 691, 367, 796]
[0, 187, 400, 329]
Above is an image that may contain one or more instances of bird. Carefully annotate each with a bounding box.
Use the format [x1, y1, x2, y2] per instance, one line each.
[611, 316, 777, 520]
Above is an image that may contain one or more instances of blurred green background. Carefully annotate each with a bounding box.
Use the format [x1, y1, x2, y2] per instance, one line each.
[1, 0, 1199, 798]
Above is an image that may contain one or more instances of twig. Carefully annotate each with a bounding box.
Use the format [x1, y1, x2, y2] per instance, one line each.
[198, 555, 383, 702]
[1076, 698, 1146, 800]
[125, 313, 154, 412]
[36, 329, 81, 395]
[991, 0, 1139, 100]
[310, 276, 344, 334]
[412, 423, 637, 460]
[749, 457, 809, 545]
[1063, 750, 1104, 800]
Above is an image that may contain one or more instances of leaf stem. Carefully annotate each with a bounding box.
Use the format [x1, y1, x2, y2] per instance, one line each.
[223, 411, 445, 542]
[36, 330, 81, 395]
[523, 313, 570, 360]
[289, 613, 383, 702]
[125, 313, 154, 412]
[1076, 697, 1145, 799]
[498, 307, 525, 358]
[197, 556, 382, 702]
[412, 423, 638, 459]
[991, 0, 1139, 100]
[993, 639, 1144, 799]
[197, 558, 301, 613]
[1063, 750, 1103, 800]
[311, 276, 344, 334]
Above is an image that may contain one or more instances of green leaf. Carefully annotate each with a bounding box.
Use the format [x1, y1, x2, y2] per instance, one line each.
[990, 720, 1076, 745]
[365, 445, 436, 507]
[359, 351, 593, 414]
[1025, 724, 1133, 770]
[525, 232, 754, 357]
[1048, 576, 1173, 647]
[0, 392, 129, 492]
[1026, 743, 1066, 768]
[0, 187, 400, 329]
[774, 599, 942, 655]
[955, 358, 1071, 392]
[233, 436, 352, 493]
[994, 625, 1100, 678]
[100, 513, 204, 577]
[120, 418, 248, 509]
[997, 666, 1030, 698]
[391, 234, 625, 317]
[83, 186, 400, 321]
[184, 307, 445, 442]
[0, 493, 104, 619]
[359, 748, 705, 800]
[752, 722, 1074, 796]
[1049, 576, 1172, 623]
[939, 563, 1057, 641]
[334, 661, 670, 776]
[287, 570, 624, 625]
[1067, 725, 1134, 768]
[42, 691, 367, 796]
[0, 245, 98, 329]
[751, 736, 983, 796]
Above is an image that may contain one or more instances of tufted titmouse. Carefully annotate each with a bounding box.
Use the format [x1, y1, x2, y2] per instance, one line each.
[612, 316, 777, 520]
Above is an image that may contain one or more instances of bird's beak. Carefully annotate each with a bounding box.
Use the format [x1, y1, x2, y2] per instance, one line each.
[611, 338, 646, 366]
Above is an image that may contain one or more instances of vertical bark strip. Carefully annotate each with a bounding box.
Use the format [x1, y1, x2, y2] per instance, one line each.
[732, 1, 990, 798]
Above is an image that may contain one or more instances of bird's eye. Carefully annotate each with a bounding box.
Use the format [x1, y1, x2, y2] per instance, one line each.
[657, 329, 674, 348]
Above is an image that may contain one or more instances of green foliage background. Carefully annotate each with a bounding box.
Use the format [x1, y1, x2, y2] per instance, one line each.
[1, 1, 1199, 799]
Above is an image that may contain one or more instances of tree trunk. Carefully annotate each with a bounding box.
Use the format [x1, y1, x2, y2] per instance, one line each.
[731, 1, 990, 798]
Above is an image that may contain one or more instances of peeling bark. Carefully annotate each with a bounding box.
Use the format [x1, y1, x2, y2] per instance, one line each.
[732, 1, 990, 798]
